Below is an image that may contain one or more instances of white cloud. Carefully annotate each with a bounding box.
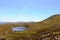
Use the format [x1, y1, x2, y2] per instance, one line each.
[0, 14, 44, 22]
[0, 0, 44, 22]
[16, 14, 44, 22]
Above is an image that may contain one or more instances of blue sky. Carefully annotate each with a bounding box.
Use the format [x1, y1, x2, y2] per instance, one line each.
[0, 0, 60, 22]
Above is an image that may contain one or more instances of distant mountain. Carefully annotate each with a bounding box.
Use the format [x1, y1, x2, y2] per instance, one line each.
[0, 22, 7, 24]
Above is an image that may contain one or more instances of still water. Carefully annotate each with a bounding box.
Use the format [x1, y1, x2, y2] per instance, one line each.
[12, 27, 26, 31]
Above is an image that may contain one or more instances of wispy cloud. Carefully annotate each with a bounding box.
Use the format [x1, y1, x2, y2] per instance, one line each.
[19, 0, 32, 14]
[0, 0, 44, 22]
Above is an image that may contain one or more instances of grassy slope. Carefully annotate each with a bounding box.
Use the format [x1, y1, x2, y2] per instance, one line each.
[0, 14, 60, 39]
[25, 14, 60, 34]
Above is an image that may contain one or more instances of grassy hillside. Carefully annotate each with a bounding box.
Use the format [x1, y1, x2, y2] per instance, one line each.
[0, 14, 60, 40]
[26, 14, 60, 33]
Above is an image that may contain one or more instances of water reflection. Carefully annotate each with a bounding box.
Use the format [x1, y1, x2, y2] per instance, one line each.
[12, 27, 25, 31]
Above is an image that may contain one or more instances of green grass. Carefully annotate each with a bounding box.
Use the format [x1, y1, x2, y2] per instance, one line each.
[0, 14, 60, 40]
